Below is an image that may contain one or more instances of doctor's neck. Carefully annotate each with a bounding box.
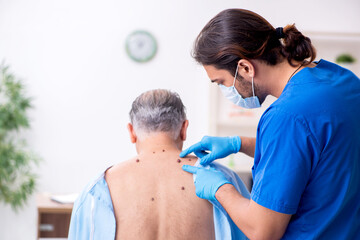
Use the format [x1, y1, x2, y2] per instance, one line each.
[255, 59, 311, 98]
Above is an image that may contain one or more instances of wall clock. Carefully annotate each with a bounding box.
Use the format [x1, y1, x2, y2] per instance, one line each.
[125, 30, 157, 63]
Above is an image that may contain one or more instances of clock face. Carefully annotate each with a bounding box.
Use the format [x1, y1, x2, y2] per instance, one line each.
[126, 30, 157, 63]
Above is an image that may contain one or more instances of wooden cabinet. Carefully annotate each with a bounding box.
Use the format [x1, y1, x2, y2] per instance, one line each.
[37, 193, 73, 239]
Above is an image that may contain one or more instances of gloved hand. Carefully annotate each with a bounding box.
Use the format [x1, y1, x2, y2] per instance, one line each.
[179, 136, 241, 165]
[182, 165, 232, 201]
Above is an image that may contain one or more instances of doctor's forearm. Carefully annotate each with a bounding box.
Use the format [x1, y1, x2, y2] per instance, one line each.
[215, 184, 288, 240]
[215, 184, 255, 238]
[239, 136, 256, 158]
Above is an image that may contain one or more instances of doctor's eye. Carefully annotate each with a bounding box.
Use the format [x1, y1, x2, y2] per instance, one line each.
[216, 81, 223, 86]
[218, 80, 226, 86]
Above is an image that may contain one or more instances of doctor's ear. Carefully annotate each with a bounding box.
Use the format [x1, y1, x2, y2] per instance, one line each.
[127, 123, 137, 143]
[237, 59, 255, 79]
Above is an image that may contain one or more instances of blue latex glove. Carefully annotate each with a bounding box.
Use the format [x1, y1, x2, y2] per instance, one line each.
[182, 165, 232, 201]
[180, 136, 241, 165]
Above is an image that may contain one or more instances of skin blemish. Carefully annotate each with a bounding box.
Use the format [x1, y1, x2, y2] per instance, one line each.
[188, 159, 192, 161]
[153, 151, 155, 154]
[151, 197, 155, 201]
[181, 186, 185, 190]
[177, 159, 181, 163]
[162, 149, 165, 152]
[136, 159, 140, 163]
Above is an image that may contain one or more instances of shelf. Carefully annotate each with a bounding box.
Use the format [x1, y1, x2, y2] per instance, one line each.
[305, 31, 360, 42]
[217, 119, 259, 128]
[306, 31, 360, 76]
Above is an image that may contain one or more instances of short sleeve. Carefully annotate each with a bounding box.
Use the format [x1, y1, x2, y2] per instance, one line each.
[68, 196, 92, 239]
[251, 109, 318, 214]
[68, 174, 115, 240]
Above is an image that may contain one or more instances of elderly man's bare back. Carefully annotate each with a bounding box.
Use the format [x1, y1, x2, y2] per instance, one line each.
[105, 147, 215, 240]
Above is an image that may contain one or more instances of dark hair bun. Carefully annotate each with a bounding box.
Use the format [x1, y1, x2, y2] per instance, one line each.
[282, 24, 316, 65]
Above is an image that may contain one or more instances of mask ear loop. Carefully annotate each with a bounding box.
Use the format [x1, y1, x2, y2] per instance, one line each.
[251, 77, 256, 97]
[233, 64, 239, 87]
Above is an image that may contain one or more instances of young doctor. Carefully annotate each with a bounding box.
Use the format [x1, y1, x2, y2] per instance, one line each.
[181, 9, 360, 239]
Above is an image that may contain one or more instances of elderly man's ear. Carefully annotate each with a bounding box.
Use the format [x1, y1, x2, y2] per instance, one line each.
[180, 120, 189, 141]
[127, 123, 137, 143]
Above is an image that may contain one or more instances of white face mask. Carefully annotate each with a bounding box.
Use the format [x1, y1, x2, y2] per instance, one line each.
[219, 64, 261, 109]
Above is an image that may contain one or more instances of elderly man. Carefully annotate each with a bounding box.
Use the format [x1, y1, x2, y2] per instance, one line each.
[68, 89, 249, 240]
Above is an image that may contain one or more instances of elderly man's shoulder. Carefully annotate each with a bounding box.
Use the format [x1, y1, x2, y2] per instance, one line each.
[105, 157, 139, 184]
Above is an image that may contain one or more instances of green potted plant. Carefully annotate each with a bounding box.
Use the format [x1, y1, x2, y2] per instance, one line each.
[0, 63, 40, 210]
[335, 53, 356, 72]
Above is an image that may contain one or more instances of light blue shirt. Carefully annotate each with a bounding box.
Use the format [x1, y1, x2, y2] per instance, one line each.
[251, 60, 360, 239]
[68, 162, 250, 240]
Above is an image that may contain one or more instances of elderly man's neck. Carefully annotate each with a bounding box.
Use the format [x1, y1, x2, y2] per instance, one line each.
[136, 132, 183, 155]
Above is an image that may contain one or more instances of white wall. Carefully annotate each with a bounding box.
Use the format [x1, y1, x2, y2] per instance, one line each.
[0, 0, 359, 239]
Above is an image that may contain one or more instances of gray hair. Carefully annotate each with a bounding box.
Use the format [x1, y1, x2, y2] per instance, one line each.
[129, 89, 187, 139]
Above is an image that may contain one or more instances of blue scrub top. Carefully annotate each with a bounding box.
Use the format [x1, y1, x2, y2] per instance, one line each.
[251, 59, 360, 239]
